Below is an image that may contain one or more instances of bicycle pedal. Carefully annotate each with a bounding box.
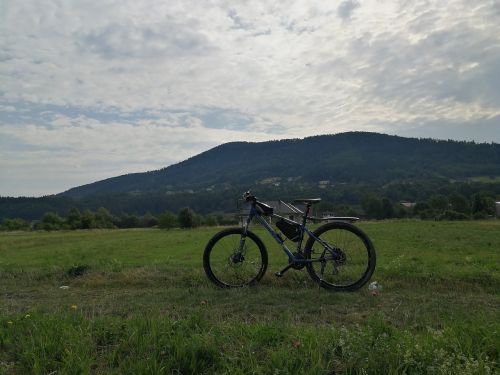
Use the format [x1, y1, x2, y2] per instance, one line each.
[274, 272, 283, 278]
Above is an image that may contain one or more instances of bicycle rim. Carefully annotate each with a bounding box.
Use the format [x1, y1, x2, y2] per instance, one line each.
[305, 222, 375, 291]
[204, 228, 267, 288]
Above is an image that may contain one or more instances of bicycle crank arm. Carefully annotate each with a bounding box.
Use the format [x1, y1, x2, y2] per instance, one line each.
[275, 263, 294, 277]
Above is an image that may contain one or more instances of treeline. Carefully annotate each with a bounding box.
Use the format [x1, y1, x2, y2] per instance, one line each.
[410, 192, 497, 220]
[0, 207, 238, 232]
[315, 192, 498, 221]
[2, 191, 496, 232]
[2, 180, 500, 224]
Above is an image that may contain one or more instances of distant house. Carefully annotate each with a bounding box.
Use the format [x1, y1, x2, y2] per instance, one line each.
[400, 202, 416, 209]
[318, 180, 330, 189]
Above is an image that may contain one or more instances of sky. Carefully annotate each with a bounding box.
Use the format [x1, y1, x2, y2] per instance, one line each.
[1, 0, 500, 197]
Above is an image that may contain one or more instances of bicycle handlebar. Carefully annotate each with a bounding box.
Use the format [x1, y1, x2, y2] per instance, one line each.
[243, 191, 257, 203]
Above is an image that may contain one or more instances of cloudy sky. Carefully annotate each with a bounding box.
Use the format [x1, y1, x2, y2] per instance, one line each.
[1, 0, 499, 196]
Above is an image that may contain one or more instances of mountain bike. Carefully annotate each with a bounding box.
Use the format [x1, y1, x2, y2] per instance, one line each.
[203, 192, 376, 291]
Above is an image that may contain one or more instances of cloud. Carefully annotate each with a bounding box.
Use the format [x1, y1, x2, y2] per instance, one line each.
[1, 0, 499, 196]
[227, 9, 255, 31]
[0, 104, 275, 195]
[79, 19, 213, 59]
[394, 115, 500, 144]
[337, 0, 360, 20]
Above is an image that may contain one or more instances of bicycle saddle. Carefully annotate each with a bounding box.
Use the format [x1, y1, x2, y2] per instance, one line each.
[292, 198, 321, 205]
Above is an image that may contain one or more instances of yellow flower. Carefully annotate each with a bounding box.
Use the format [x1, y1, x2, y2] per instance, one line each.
[7, 321, 13, 325]
[71, 305, 77, 310]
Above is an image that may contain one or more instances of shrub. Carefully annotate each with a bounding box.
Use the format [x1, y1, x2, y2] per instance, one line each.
[66, 208, 83, 229]
[0, 218, 31, 231]
[158, 211, 177, 229]
[202, 215, 218, 226]
[178, 208, 199, 228]
[472, 211, 489, 220]
[39, 212, 66, 231]
[437, 210, 470, 221]
[419, 209, 438, 220]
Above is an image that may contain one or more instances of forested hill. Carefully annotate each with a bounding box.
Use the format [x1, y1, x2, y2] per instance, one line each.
[2, 132, 500, 220]
[61, 132, 500, 198]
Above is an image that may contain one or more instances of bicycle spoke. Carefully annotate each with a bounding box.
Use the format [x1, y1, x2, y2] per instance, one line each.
[203, 228, 267, 288]
[306, 222, 375, 291]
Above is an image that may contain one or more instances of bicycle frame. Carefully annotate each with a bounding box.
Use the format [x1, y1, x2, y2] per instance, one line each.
[241, 201, 333, 264]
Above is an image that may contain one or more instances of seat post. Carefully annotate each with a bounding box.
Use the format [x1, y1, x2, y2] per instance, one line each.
[302, 203, 312, 226]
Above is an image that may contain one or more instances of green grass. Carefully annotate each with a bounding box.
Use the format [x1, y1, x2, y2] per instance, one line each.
[1, 221, 499, 374]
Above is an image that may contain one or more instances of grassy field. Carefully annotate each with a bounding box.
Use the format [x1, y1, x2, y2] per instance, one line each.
[0, 220, 499, 374]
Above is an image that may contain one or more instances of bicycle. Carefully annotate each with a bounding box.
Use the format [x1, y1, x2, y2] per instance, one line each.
[203, 192, 376, 291]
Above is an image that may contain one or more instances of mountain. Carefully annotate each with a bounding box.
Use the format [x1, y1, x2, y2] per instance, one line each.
[61, 132, 500, 197]
[2, 132, 500, 220]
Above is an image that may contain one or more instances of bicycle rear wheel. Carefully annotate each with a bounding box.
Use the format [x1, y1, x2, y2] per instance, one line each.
[203, 227, 268, 288]
[304, 221, 376, 291]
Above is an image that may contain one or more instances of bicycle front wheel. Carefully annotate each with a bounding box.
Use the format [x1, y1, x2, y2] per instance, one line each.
[305, 221, 376, 291]
[203, 228, 268, 288]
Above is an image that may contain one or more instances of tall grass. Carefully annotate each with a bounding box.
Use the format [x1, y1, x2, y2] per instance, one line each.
[1, 312, 497, 374]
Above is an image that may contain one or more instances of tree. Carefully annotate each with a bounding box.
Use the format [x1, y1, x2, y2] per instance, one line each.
[380, 198, 394, 219]
[396, 205, 409, 219]
[81, 210, 96, 229]
[449, 193, 469, 215]
[40, 212, 65, 231]
[429, 194, 449, 211]
[94, 207, 115, 228]
[158, 211, 177, 229]
[438, 210, 469, 221]
[1, 218, 30, 231]
[66, 208, 82, 229]
[471, 193, 495, 216]
[202, 215, 218, 227]
[317, 201, 334, 214]
[116, 213, 140, 228]
[413, 202, 430, 216]
[140, 212, 158, 228]
[178, 207, 197, 228]
[361, 195, 382, 219]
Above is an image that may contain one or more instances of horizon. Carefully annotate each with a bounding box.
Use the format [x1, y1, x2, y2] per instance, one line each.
[2, 1, 500, 196]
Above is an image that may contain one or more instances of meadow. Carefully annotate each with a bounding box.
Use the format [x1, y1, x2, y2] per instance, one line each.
[0, 220, 499, 374]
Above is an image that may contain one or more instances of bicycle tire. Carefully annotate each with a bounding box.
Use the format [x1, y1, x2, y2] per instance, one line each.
[304, 221, 376, 291]
[203, 227, 268, 288]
